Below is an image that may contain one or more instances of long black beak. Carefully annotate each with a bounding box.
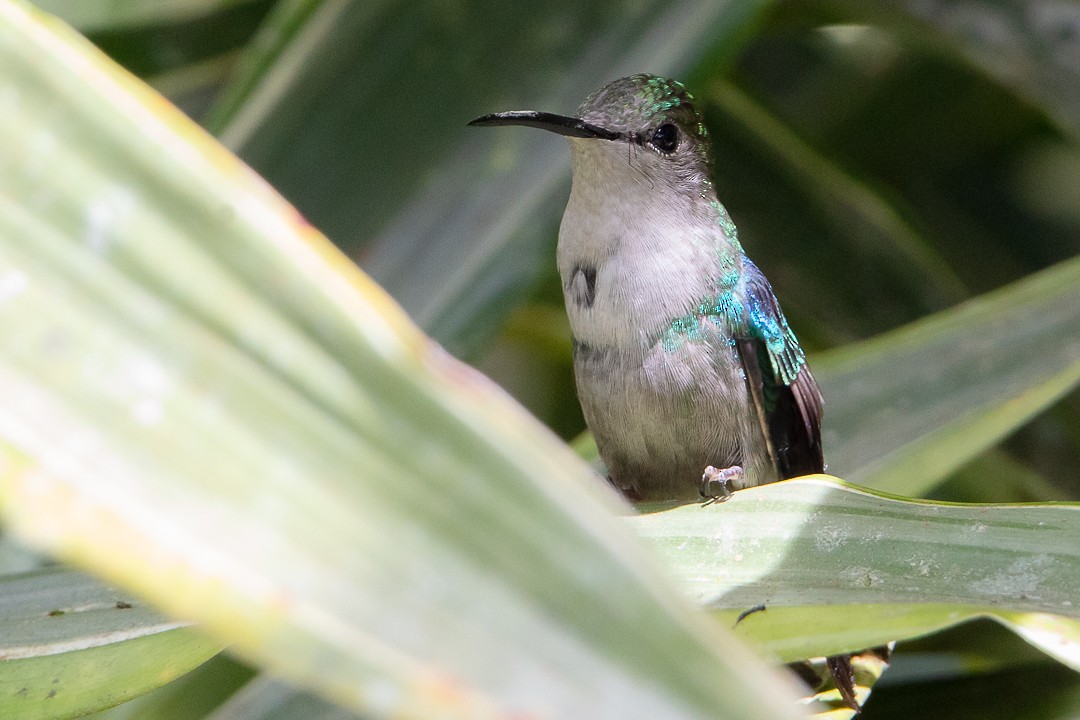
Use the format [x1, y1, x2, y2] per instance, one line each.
[468, 111, 620, 140]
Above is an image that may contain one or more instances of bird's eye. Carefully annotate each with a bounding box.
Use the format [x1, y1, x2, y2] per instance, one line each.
[650, 122, 678, 154]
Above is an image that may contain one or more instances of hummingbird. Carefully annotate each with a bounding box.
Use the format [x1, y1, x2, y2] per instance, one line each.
[470, 74, 859, 710]
[470, 74, 823, 505]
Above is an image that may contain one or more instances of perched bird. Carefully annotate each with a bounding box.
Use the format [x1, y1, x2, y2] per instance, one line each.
[471, 74, 858, 711]
[470, 74, 822, 504]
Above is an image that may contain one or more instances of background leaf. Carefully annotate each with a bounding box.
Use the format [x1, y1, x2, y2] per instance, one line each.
[205, 0, 776, 355]
[0, 568, 221, 720]
[30, 0, 268, 33]
[851, 0, 1080, 140]
[817, 254, 1080, 494]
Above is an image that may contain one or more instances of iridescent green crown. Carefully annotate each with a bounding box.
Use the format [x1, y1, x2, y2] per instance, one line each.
[577, 74, 703, 135]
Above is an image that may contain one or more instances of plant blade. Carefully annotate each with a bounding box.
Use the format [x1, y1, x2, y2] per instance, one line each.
[631, 477, 1080, 667]
[816, 255, 1080, 495]
[0, 4, 801, 719]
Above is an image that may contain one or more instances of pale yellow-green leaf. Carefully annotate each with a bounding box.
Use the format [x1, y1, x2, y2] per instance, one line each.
[0, 3, 800, 719]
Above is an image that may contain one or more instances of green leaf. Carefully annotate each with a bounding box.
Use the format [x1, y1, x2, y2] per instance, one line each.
[201, 676, 359, 720]
[85, 655, 254, 720]
[816, 254, 1080, 495]
[631, 477, 1080, 666]
[37, 0, 274, 121]
[28, 0, 267, 33]
[861, 0, 1080, 140]
[863, 662, 1080, 720]
[0, 4, 800, 719]
[932, 450, 1072, 504]
[994, 611, 1080, 672]
[0, 568, 221, 720]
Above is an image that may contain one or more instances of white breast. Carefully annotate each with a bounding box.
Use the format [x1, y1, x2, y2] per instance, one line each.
[556, 138, 731, 351]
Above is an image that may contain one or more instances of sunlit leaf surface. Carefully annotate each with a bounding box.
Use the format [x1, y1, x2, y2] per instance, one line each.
[631, 477, 1080, 666]
[0, 4, 800, 719]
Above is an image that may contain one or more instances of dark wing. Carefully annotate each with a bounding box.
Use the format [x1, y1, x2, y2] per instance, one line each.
[735, 260, 824, 479]
[734, 265, 856, 710]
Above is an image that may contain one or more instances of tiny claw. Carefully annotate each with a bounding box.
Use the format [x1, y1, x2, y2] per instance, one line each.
[700, 465, 743, 505]
[734, 603, 767, 626]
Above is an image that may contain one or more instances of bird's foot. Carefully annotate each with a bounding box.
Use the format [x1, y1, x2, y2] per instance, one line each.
[699, 465, 743, 505]
[827, 654, 861, 712]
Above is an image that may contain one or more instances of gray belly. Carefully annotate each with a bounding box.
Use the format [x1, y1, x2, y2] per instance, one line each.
[573, 323, 775, 501]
